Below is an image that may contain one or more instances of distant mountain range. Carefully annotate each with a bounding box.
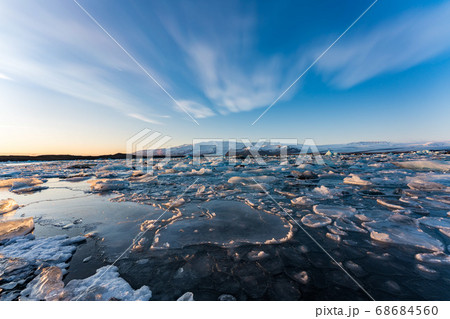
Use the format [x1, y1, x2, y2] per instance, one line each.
[1, 141, 449, 162]
[136, 141, 450, 157]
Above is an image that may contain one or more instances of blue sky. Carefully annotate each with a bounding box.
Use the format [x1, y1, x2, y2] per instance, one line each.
[0, 0, 449, 155]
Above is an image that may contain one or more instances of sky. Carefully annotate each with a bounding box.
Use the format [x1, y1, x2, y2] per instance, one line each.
[0, 0, 449, 155]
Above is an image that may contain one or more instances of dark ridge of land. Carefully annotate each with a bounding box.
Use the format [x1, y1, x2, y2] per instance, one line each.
[1, 148, 449, 163]
[0, 153, 188, 162]
[0, 153, 128, 162]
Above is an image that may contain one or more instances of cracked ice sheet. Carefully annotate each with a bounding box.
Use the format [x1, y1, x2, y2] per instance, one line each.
[363, 215, 445, 252]
[20, 266, 152, 301]
[151, 200, 294, 249]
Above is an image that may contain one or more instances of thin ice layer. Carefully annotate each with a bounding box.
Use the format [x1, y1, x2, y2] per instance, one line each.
[151, 200, 293, 249]
[0, 218, 34, 241]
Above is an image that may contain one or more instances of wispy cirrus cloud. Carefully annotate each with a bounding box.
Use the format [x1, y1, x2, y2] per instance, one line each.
[174, 100, 215, 118]
[0, 0, 175, 124]
[316, 1, 450, 88]
[0, 73, 13, 81]
[183, 42, 285, 114]
[160, 4, 296, 115]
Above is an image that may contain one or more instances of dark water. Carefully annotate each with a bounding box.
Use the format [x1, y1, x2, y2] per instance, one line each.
[2, 174, 450, 300]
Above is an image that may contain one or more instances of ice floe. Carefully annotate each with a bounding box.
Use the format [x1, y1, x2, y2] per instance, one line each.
[376, 199, 404, 210]
[62, 266, 152, 301]
[418, 217, 450, 233]
[0, 233, 86, 300]
[334, 218, 367, 233]
[394, 160, 450, 172]
[0, 234, 85, 265]
[20, 265, 152, 301]
[88, 179, 130, 192]
[0, 198, 19, 215]
[301, 214, 332, 228]
[228, 175, 276, 185]
[407, 179, 447, 191]
[313, 205, 357, 218]
[150, 200, 293, 249]
[291, 196, 312, 206]
[415, 252, 450, 265]
[343, 174, 371, 186]
[363, 215, 444, 252]
[20, 266, 65, 301]
[0, 177, 43, 188]
[177, 291, 194, 301]
[0, 218, 34, 241]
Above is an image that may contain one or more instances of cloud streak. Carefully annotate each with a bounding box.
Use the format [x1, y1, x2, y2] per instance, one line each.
[159, 4, 295, 115]
[0, 0, 170, 124]
[316, 1, 450, 88]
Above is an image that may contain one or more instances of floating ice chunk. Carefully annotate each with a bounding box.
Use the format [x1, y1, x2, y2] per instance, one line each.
[313, 205, 356, 218]
[291, 196, 312, 205]
[343, 239, 358, 246]
[20, 267, 65, 301]
[0, 234, 85, 297]
[0, 178, 43, 189]
[354, 209, 392, 222]
[312, 185, 335, 198]
[185, 168, 212, 175]
[363, 215, 444, 252]
[343, 174, 371, 186]
[393, 160, 450, 172]
[218, 294, 236, 301]
[62, 266, 152, 301]
[0, 198, 19, 215]
[128, 173, 157, 183]
[327, 225, 347, 236]
[227, 175, 276, 185]
[177, 291, 194, 301]
[416, 263, 437, 273]
[0, 218, 34, 241]
[152, 200, 293, 249]
[334, 218, 367, 233]
[407, 179, 447, 191]
[99, 164, 131, 171]
[426, 195, 450, 205]
[275, 189, 296, 197]
[0, 170, 21, 178]
[418, 217, 450, 233]
[131, 238, 148, 252]
[415, 252, 450, 265]
[376, 199, 404, 210]
[0, 257, 35, 289]
[247, 250, 269, 261]
[196, 185, 206, 196]
[244, 199, 257, 208]
[163, 198, 185, 208]
[326, 233, 341, 242]
[88, 179, 130, 192]
[0, 234, 85, 264]
[82, 256, 92, 263]
[301, 214, 332, 228]
[291, 170, 318, 180]
[439, 228, 450, 238]
[344, 261, 366, 277]
[10, 185, 48, 194]
[64, 175, 91, 182]
[291, 271, 309, 284]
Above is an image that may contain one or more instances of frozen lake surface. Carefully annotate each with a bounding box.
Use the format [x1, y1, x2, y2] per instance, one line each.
[1, 150, 450, 300]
